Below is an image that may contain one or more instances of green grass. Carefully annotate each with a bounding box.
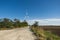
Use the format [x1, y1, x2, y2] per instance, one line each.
[44, 31, 60, 40]
[31, 27, 60, 40]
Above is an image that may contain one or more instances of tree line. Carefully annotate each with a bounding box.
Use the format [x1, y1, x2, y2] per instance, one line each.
[0, 18, 28, 29]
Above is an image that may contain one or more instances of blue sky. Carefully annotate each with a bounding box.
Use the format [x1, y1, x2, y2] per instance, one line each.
[0, 0, 60, 25]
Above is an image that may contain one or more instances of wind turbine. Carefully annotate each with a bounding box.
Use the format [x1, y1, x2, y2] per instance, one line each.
[24, 9, 30, 27]
[24, 9, 29, 21]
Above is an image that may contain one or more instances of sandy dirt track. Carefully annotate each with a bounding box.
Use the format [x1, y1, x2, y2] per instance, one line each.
[0, 27, 36, 40]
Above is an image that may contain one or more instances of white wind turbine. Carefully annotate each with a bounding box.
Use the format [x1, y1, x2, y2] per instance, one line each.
[24, 9, 29, 21]
[24, 9, 30, 27]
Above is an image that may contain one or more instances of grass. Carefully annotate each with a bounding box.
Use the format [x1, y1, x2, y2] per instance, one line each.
[31, 26, 60, 40]
[44, 31, 60, 40]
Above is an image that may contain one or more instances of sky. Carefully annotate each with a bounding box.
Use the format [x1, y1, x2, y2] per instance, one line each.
[0, 0, 60, 25]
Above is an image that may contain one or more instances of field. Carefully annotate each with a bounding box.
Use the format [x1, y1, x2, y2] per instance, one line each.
[39, 26, 60, 36]
[31, 26, 60, 40]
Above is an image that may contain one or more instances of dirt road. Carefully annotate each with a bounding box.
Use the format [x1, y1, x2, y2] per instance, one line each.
[0, 27, 36, 40]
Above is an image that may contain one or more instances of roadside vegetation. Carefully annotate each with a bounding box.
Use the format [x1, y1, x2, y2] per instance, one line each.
[0, 18, 28, 30]
[31, 22, 60, 40]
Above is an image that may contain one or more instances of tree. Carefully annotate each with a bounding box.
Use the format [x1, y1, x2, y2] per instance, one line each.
[21, 20, 28, 27]
[0, 18, 29, 29]
[1, 18, 13, 28]
[32, 21, 38, 27]
[13, 18, 21, 28]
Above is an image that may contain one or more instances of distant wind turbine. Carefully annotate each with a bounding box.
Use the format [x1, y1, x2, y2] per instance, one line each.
[24, 9, 29, 20]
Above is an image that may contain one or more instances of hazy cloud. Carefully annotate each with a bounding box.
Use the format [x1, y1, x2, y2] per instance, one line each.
[27, 19, 60, 25]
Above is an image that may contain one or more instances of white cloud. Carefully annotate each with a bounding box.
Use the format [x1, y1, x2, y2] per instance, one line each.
[27, 19, 60, 25]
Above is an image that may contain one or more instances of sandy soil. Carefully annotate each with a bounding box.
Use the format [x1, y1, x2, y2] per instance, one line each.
[0, 27, 36, 40]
